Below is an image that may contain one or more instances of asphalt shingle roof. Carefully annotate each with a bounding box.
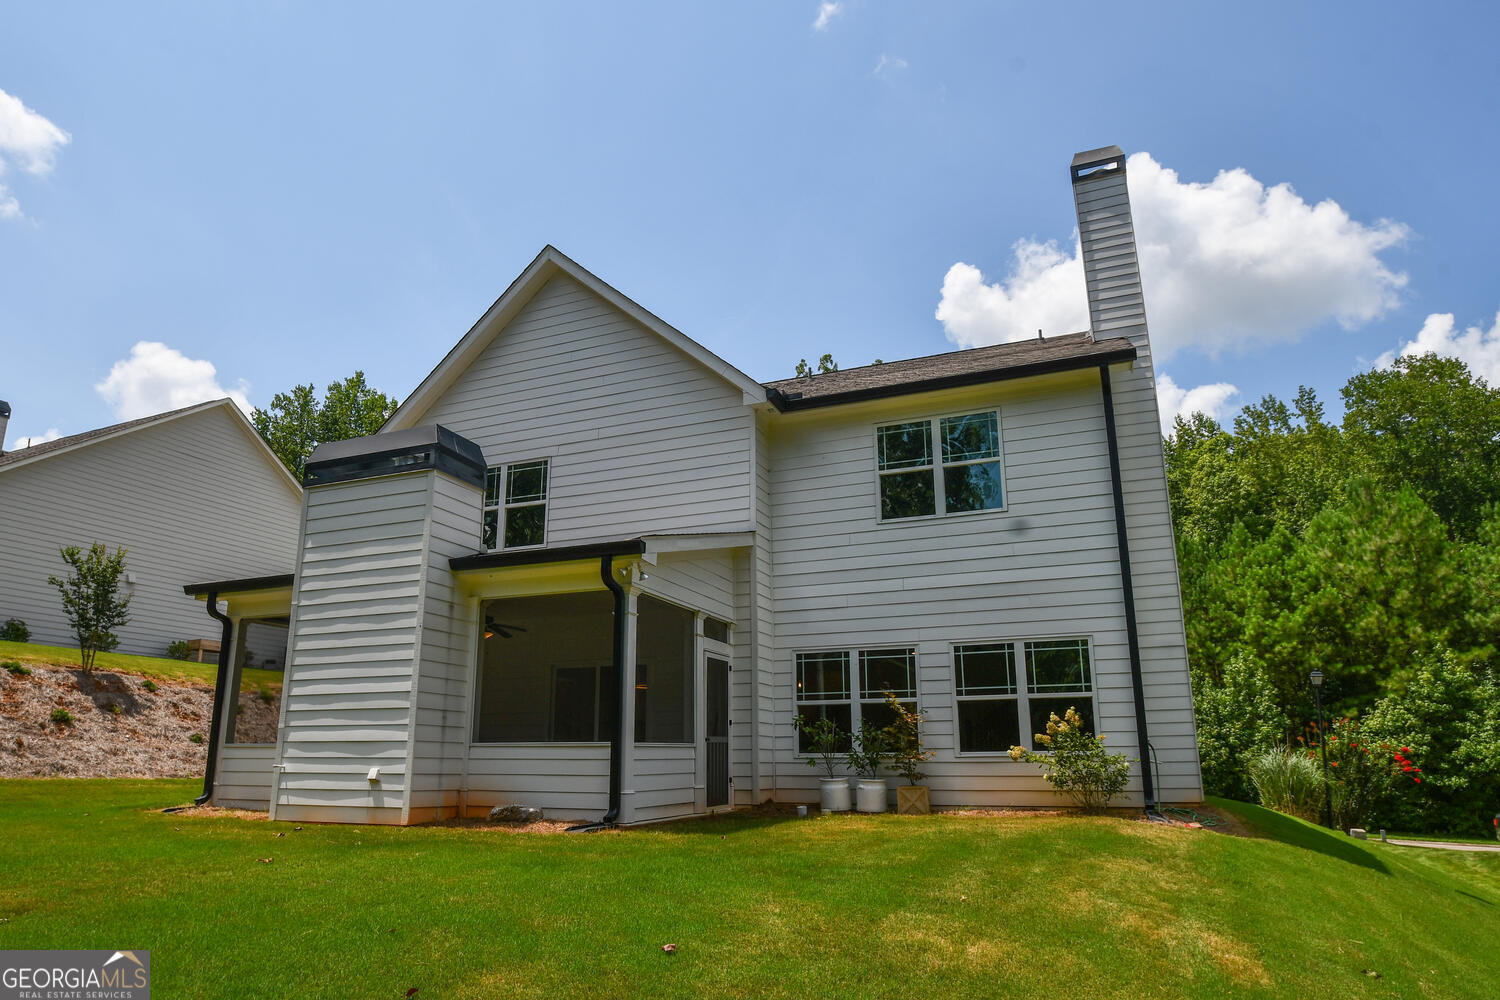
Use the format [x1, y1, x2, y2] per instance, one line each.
[762, 332, 1136, 410]
[0, 400, 221, 469]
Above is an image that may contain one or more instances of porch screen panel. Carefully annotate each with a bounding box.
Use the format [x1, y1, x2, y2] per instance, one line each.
[225, 617, 289, 745]
[473, 592, 615, 743]
[635, 594, 694, 744]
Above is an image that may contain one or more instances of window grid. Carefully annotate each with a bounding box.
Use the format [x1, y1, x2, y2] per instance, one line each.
[876, 411, 1004, 521]
[795, 647, 918, 753]
[954, 638, 1096, 753]
[483, 458, 549, 550]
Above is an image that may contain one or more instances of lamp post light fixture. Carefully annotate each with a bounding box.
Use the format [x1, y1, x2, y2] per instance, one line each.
[1310, 669, 1333, 830]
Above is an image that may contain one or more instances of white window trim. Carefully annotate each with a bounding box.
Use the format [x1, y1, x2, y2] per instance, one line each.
[792, 645, 920, 757]
[949, 634, 1099, 757]
[484, 458, 550, 552]
[872, 408, 1008, 524]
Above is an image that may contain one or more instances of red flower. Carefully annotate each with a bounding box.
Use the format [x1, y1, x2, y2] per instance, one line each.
[1401, 746, 1410, 753]
[1414, 777, 1422, 784]
[1402, 765, 1412, 772]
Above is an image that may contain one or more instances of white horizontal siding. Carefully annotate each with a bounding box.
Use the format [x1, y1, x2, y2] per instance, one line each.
[273, 472, 432, 821]
[420, 274, 755, 544]
[630, 744, 696, 822]
[767, 378, 1150, 808]
[466, 743, 609, 820]
[214, 745, 277, 810]
[0, 404, 300, 655]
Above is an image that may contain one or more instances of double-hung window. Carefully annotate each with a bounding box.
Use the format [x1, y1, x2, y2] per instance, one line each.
[795, 646, 917, 752]
[876, 411, 1004, 520]
[483, 459, 548, 550]
[954, 637, 1095, 752]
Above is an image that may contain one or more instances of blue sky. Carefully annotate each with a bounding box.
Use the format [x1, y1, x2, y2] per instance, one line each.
[2, 1, 1498, 446]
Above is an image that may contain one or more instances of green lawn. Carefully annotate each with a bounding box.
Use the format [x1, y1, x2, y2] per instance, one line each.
[1, 781, 1496, 999]
[0, 640, 281, 691]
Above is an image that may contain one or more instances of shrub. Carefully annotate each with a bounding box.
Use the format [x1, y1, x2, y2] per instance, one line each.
[256, 687, 274, 704]
[1362, 649, 1500, 836]
[1247, 745, 1324, 821]
[796, 715, 848, 779]
[845, 721, 890, 779]
[141, 679, 158, 693]
[0, 618, 29, 642]
[1193, 654, 1287, 801]
[2, 660, 30, 676]
[884, 691, 934, 785]
[50, 708, 73, 725]
[105, 702, 122, 716]
[166, 641, 190, 660]
[188, 733, 204, 744]
[1009, 706, 1132, 812]
[1314, 717, 1421, 831]
[47, 543, 132, 670]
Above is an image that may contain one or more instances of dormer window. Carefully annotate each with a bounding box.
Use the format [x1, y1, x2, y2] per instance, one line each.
[483, 459, 549, 549]
[876, 411, 1004, 520]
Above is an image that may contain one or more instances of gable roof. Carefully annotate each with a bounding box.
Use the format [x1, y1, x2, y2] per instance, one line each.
[385, 245, 769, 431]
[762, 332, 1137, 411]
[0, 397, 302, 496]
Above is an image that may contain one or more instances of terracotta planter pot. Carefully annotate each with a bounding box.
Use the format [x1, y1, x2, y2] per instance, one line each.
[896, 784, 930, 815]
[819, 777, 852, 813]
[854, 778, 888, 813]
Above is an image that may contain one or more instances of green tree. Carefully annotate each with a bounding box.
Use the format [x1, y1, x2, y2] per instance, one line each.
[792, 354, 839, 378]
[1190, 654, 1287, 801]
[1342, 353, 1500, 538]
[251, 372, 398, 479]
[47, 543, 132, 670]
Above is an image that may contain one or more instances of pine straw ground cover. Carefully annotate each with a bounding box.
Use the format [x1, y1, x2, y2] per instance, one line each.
[0, 647, 281, 777]
[1, 781, 1497, 999]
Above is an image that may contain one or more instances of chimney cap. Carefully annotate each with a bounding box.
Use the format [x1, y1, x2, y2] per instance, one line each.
[0, 400, 10, 419]
[1071, 145, 1127, 183]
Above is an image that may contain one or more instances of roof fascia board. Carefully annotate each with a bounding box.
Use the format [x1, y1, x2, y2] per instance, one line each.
[768, 345, 1137, 412]
[387, 246, 767, 431]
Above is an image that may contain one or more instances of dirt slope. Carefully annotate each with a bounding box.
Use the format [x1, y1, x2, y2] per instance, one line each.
[0, 665, 278, 778]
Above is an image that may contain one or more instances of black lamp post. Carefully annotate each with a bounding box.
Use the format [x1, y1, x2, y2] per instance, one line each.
[1310, 669, 1333, 830]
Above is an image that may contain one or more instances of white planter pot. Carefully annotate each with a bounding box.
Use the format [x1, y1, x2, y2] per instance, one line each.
[819, 777, 852, 813]
[855, 778, 887, 813]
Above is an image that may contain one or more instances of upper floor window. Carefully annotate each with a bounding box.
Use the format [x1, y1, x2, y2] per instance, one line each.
[483, 459, 549, 550]
[876, 411, 1004, 520]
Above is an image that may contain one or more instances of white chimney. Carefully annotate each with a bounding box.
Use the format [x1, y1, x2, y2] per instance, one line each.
[1070, 145, 1150, 347]
[0, 399, 10, 455]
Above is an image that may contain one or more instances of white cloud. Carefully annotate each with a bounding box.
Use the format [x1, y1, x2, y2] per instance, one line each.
[95, 342, 251, 421]
[5, 427, 62, 450]
[0, 87, 70, 219]
[812, 1, 843, 30]
[873, 53, 908, 78]
[1156, 373, 1239, 433]
[936, 152, 1410, 361]
[1374, 309, 1500, 385]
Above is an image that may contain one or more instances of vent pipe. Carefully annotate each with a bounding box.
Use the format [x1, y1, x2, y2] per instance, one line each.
[0, 399, 10, 455]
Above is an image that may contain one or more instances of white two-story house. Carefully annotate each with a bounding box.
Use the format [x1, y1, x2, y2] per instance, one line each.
[187, 145, 1203, 824]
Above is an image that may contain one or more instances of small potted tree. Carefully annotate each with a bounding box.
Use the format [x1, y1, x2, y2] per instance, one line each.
[846, 721, 891, 813]
[798, 714, 852, 812]
[885, 692, 935, 815]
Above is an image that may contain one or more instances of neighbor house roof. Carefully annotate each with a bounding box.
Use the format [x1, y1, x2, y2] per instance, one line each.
[0, 397, 302, 495]
[762, 332, 1136, 411]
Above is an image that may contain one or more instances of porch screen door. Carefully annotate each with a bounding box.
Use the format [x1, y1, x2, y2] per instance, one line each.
[705, 656, 730, 808]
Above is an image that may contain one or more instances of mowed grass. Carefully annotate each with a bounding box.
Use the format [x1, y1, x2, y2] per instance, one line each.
[0, 640, 281, 691]
[1, 781, 1497, 1000]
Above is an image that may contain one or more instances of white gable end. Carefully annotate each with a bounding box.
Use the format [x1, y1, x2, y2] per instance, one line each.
[418, 273, 755, 543]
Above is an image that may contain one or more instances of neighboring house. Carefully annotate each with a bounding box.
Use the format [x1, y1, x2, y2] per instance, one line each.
[188, 145, 1204, 824]
[0, 398, 302, 657]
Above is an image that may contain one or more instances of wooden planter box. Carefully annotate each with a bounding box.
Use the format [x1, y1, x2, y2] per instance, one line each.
[896, 785, 930, 815]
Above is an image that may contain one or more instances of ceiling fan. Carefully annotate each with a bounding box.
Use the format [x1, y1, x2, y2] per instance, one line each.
[484, 616, 528, 639]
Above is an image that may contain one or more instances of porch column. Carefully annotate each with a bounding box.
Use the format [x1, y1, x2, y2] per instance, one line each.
[616, 590, 639, 824]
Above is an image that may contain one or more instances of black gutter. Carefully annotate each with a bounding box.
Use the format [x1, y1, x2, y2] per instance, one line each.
[195, 592, 235, 806]
[767, 345, 1136, 412]
[450, 538, 646, 572]
[599, 554, 627, 826]
[183, 573, 294, 597]
[1098, 364, 1156, 809]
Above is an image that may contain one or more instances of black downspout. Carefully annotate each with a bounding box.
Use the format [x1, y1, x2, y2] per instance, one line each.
[1098, 365, 1157, 810]
[600, 554, 626, 825]
[195, 592, 235, 805]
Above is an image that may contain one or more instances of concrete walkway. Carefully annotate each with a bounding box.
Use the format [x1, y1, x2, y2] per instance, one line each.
[1385, 838, 1500, 853]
